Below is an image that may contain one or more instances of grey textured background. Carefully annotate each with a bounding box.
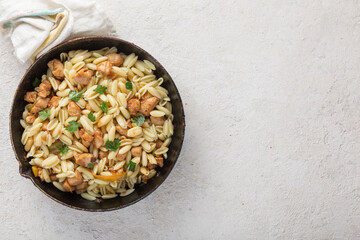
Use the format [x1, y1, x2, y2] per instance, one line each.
[1, 0, 360, 239]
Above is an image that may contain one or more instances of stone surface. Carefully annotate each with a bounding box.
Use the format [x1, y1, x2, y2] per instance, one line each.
[1, 0, 360, 239]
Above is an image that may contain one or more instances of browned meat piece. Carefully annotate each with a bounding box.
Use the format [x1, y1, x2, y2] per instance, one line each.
[142, 175, 149, 184]
[24, 91, 37, 102]
[93, 129, 104, 148]
[26, 113, 36, 124]
[48, 96, 60, 109]
[155, 157, 164, 167]
[97, 60, 113, 78]
[79, 128, 94, 147]
[30, 98, 49, 114]
[75, 181, 88, 190]
[47, 59, 65, 79]
[148, 164, 157, 170]
[131, 146, 142, 157]
[99, 151, 108, 160]
[38, 168, 45, 181]
[67, 169, 83, 186]
[155, 139, 163, 149]
[42, 120, 49, 131]
[140, 97, 159, 116]
[62, 179, 75, 192]
[150, 116, 165, 126]
[107, 53, 123, 67]
[73, 151, 79, 162]
[127, 98, 141, 116]
[85, 103, 91, 110]
[67, 101, 81, 117]
[73, 67, 93, 85]
[116, 152, 127, 161]
[50, 175, 58, 181]
[38, 80, 52, 98]
[126, 119, 132, 128]
[115, 125, 128, 137]
[141, 91, 154, 101]
[75, 153, 95, 167]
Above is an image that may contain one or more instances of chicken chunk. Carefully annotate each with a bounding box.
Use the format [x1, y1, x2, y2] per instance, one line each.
[155, 157, 164, 167]
[127, 119, 132, 128]
[47, 59, 65, 79]
[107, 53, 123, 67]
[75, 153, 95, 167]
[79, 128, 94, 147]
[42, 120, 49, 131]
[38, 80, 52, 98]
[38, 168, 45, 181]
[24, 91, 37, 103]
[150, 116, 165, 126]
[127, 98, 141, 116]
[73, 67, 93, 85]
[97, 60, 113, 78]
[116, 152, 128, 161]
[30, 98, 49, 114]
[26, 113, 36, 124]
[85, 103, 91, 110]
[48, 96, 60, 109]
[115, 125, 128, 137]
[131, 146, 142, 157]
[155, 139, 163, 149]
[141, 91, 154, 101]
[147, 164, 157, 170]
[67, 101, 81, 117]
[75, 181, 88, 190]
[50, 175, 58, 181]
[67, 169, 83, 186]
[93, 129, 104, 148]
[99, 151, 108, 160]
[62, 179, 75, 192]
[142, 175, 149, 184]
[140, 97, 159, 116]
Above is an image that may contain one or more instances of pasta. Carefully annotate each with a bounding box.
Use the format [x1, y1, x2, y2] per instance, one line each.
[21, 48, 173, 201]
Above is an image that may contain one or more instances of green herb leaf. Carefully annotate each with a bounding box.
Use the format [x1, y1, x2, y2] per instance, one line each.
[59, 144, 69, 155]
[94, 85, 107, 94]
[126, 81, 133, 91]
[100, 102, 108, 114]
[39, 108, 50, 120]
[88, 112, 96, 122]
[33, 77, 41, 87]
[131, 115, 145, 126]
[127, 160, 136, 172]
[87, 162, 95, 168]
[68, 90, 83, 102]
[65, 120, 81, 133]
[105, 138, 121, 152]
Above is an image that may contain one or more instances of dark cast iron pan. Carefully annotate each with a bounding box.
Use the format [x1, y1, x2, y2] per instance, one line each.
[9, 36, 185, 211]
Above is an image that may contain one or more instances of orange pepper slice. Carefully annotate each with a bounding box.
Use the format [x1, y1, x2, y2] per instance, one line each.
[32, 166, 38, 177]
[92, 172, 126, 182]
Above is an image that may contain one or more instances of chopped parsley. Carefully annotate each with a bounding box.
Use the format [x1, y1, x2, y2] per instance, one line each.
[65, 120, 80, 133]
[131, 115, 145, 126]
[125, 81, 133, 91]
[105, 138, 121, 152]
[127, 160, 136, 172]
[59, 144, 69, 155]
[68, 90, 83, 102]
[33, 77, 41, 87]
[39, 108, 50, 120]
[100, 102, 108, 114]
[88, 112, 96, 122]
[94, 85, 107, 94]
[87, 162, 95, 168]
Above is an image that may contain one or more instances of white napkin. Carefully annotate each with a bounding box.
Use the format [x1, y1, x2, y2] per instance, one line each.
[0, 0, 115, 63]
